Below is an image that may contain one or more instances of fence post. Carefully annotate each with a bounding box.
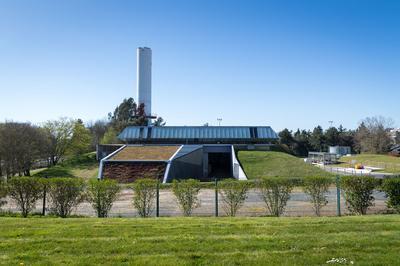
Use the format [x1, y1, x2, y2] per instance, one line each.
[336, 175, 341, 217]
[42, 176, 47, 216]
[214, 177, 218, 217]
[156, 178, 160, 217]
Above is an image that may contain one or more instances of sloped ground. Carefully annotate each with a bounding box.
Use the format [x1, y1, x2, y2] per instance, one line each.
[238, 151, 334, 179]
[33, 153, 98, 179]
[0, 215, 399, 265]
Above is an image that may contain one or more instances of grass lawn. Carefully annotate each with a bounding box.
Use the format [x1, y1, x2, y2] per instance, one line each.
[238, 151, 334, 179]
[33, 153, 99, 179]
[0, 216, 399, 265]
[339, 154, 400, 174]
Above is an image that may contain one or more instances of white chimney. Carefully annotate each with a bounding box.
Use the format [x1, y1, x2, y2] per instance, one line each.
[137, 47, 152, 116]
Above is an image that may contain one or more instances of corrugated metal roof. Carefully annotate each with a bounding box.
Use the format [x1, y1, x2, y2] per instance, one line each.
[151, 127, 251, 139]
[118, 126, 278, 142]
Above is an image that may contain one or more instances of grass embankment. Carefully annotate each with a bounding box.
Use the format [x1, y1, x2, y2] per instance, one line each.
[0, 216, 399, 265]
[339, 154, 400, 174]
[33, 153, 98, 179]
[238, 151, 334, 179]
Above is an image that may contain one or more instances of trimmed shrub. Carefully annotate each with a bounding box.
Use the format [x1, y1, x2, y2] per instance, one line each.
[7, 176, 43, 217]
[341, 175, 378, 215]
[47, 178, 85, 218]
[218, 179, 249, 217]
[381, 177, 400, 213]
[172, 179, 201, 216]
[132, 179, 157, 218]
[256, 177, 296, 217]
[302, 176, 333, 216]
[87, 179, 121, 217]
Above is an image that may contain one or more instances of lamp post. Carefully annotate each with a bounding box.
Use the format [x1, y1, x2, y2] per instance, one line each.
[217, 118, 222, 126]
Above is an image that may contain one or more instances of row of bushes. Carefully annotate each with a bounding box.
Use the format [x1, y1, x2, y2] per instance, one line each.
[1, 176, 400, 218]
[0, 177, 120, 218]
[136, 176, 400, 217]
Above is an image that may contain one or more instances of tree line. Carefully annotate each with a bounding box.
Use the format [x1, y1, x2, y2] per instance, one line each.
[0, 98, 164, 178]
[279, 116, 395, 157]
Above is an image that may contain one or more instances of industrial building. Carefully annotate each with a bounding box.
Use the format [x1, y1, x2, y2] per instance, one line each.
[98, 126, 278, 183]
[98, 47, 279, 183]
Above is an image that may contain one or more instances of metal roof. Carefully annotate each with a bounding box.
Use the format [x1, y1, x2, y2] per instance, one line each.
[118, 126, 278, 143]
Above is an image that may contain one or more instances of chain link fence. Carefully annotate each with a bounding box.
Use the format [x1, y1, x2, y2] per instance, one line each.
[2, 186, 389, 217]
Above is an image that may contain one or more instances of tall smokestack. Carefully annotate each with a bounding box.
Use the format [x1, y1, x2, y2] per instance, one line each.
[137, 47, 152, 116]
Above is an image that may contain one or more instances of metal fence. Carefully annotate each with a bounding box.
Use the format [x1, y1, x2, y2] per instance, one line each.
[3, 186, 389, 218]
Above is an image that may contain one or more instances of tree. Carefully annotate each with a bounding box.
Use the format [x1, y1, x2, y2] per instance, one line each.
[257, 177, 295, 217]
[354, 116, 393, 154]
[132, 179, 157, 218]
[152, 117, 166, 126]
[87, 120, 108, 149]
[86, 179, 121, 217]
[325, 127, 339, 147]
[293, 129, 311, 157]
[302, 176, 332, 216]
[337, 125, 355, 151]
[101, 127, 120, 144]
[172, 179, 201, 216]
[219, 179, 249, 217]
[108, 98, 166, 131]
[47, 178, 85, 218]
[7, 177, 43, 217]
[43, 118, 74, 166]
[381, 177, 400, 213]
[341, 175, 378, 215]
[279, 128, 294, 146]
[68, 119, 92, 156]
[309, 126, 325, 152]
[0, 122, 48, 177]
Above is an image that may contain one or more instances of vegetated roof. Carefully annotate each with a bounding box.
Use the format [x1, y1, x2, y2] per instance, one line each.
[118, 126, 278, 142]
[109, 145, 180, 161]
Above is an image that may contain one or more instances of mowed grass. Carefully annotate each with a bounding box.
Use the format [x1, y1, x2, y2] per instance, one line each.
[238, 151, 334, 179]
[339, 154, 400, 173]
[33, 153, 99, 179]
[0, 216, 399, 265]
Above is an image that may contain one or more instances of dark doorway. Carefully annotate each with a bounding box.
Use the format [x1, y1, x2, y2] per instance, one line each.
[208, 152, 231, 178]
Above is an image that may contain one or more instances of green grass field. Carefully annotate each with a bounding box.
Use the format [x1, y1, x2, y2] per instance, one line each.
[0, 216, 399, 265]
[339, 154, 400, 173]
[238, 151, 334, 179]
[33, 153, 99, 179]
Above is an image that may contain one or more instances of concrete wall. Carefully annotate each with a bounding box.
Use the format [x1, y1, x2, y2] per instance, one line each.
[167, 148, 204, 182]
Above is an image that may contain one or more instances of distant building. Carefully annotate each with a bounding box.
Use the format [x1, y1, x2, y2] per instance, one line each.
[329, 146, 351, 156]
[308, 152, 337, 165]
[389, 128, 400, 143]
[389, 145, 400, 156]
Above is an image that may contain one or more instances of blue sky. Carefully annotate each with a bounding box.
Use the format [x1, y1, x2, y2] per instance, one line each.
[0, 0, 399, 131]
